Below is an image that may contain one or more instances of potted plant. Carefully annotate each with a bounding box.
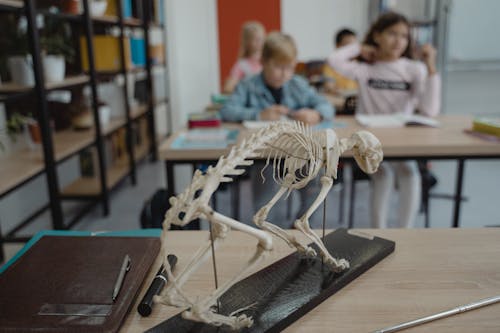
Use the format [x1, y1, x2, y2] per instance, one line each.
[1, 16, 33, 86]
[0, 15, 75, 86]
[90, 0, 108, 17]
[0, 112, 29, 152]
[40, 17, 75, 83]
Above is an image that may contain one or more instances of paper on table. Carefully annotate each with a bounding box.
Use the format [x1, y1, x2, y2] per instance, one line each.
[355, 114, 440, 128]
[243, 120, 346, 130]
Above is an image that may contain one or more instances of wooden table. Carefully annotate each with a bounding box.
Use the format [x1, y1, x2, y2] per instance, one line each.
[122, 228, 500, 332]
[158, 115, 500, 227]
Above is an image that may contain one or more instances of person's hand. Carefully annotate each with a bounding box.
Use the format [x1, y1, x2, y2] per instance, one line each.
[360, 44, 377, 63]
[260, 105, 289, 120]
[421, 43, 437, 75]
[290, 109, 321, 125]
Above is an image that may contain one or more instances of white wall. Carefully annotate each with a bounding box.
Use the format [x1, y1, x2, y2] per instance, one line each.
[281, 0, 369, 61]
[164, 0, 220, 192]
[448, 0, 500, 62]
[165, 0, 220, 131]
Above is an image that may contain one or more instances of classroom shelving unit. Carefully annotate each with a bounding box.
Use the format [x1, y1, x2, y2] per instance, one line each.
[0, 0, 169, 261]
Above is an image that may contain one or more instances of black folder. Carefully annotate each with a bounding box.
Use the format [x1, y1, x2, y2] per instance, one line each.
[0, 235, 160, 333]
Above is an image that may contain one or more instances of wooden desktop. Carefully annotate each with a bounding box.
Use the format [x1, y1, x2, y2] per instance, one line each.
[122, 228, 500, 332]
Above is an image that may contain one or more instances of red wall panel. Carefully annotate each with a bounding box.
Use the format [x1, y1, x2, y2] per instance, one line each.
[217, 0, 281, 89]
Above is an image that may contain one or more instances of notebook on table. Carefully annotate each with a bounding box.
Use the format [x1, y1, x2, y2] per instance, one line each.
[0, 235, 160, 333]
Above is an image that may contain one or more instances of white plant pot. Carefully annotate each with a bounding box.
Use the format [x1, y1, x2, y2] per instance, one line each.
[90, 0, 108, 16]
[7, 55, 35, 87]
[43, 55, 66, 83]
[98, 105, 111, 126]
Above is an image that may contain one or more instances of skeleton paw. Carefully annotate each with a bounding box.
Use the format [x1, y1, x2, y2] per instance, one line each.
[233, 314, 254, 329]
[182, 309, 254, 330]
[297, 245, 317, 258]
[325, 257, 350, 272]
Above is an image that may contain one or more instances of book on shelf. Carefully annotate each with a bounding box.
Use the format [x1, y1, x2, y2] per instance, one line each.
[80, 36, 132, 72]
[79, 147, 99, 177]
[355, 113, 440, 128]
[130, 31, 146, 67]
[105, 0, 133, 18]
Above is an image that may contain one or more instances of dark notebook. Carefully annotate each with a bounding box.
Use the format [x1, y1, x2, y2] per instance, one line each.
[147, 228, 395, 333]
[0, 236, 160, 333]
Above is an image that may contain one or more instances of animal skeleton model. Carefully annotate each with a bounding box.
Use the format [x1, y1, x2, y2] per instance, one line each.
[155, 121, 383, 330]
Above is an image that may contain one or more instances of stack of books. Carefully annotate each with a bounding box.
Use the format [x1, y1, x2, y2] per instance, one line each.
[188, 111, 221, 128]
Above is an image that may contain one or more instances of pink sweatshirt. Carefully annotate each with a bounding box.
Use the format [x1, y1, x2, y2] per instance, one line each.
[328, 43, 440, 116]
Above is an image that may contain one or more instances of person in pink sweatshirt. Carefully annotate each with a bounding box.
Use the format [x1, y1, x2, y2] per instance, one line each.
[328, 12, 441, 228]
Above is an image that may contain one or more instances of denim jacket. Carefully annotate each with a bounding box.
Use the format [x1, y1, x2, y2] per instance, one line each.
[220, 74, 335, 122]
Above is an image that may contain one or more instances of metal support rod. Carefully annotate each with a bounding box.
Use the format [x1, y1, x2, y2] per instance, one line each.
[82, 0, 110, 215]
[143, 0, 159, 161]
[452, 158, 465, 228]
[25, 0, 64, 229]
[116, 0, 137, 185]
[166, 162, 174, 201]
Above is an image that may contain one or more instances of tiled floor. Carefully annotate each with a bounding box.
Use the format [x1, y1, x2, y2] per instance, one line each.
[2, 69, 500, 262]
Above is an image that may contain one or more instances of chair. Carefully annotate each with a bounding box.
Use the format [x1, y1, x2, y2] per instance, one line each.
[340, 96, 442, 228]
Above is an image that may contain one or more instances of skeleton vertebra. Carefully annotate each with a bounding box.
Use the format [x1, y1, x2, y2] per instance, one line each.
[155, 121, 383, 330]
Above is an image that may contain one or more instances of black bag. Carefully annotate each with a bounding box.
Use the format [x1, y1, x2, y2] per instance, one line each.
[140, 189, 169, 229]
[140, 189, 200, 230]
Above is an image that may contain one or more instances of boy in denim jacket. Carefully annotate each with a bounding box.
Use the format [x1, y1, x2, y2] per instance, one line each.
[221, 32, 335, 227]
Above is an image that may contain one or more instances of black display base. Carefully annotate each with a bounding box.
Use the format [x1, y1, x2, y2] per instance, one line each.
[146, 228, 395, 333]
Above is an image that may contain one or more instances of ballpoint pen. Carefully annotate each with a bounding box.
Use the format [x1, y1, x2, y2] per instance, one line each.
[112, 254, 131, 302]
[372, 295, 500, 333]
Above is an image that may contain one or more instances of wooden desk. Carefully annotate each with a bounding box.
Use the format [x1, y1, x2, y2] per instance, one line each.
[158, 115, 500, 227]
[122, 228, 500, 333]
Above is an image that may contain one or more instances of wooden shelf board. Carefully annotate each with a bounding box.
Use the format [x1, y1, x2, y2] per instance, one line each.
[0, 0, 23, 9]
[102, 117, 126, 135]
[0, 128, 96, 196]
[61, 163, 129, 196]
[53, 128, 95, 161]
[131, 104, 149, 119]
[92, 15, 119, 24]
[0, 75, 89, 94]
[0, 83, 33, 94]
[46, 75, 89, 90]
[124, 18, 142, 27]
[0, 150, 44, 197]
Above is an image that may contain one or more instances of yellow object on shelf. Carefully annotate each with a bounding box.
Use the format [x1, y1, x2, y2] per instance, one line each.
[472, 118, 500, 137]
[80, 35, 132, 72]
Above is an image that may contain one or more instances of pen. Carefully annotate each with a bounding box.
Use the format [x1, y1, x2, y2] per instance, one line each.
[137, 254, 178, 316]
[112, 254, 131, 302]
[372, 295, 500, 333]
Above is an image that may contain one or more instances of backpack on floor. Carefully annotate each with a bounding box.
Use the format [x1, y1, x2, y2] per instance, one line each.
[140, 188, 200, 230]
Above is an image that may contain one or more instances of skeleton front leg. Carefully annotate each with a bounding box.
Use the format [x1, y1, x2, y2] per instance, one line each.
[294, 176, 350, 272]
[156, 220, 229, 308]
[179, 205, 273, 330]
[253, 175, 317, 258]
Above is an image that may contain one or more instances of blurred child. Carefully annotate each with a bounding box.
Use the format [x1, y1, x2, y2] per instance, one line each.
[328, 12, 441, 228]
[223, 21, 266, 94]
[221, 32, 334, 226]
[323, 28, 359, 93]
